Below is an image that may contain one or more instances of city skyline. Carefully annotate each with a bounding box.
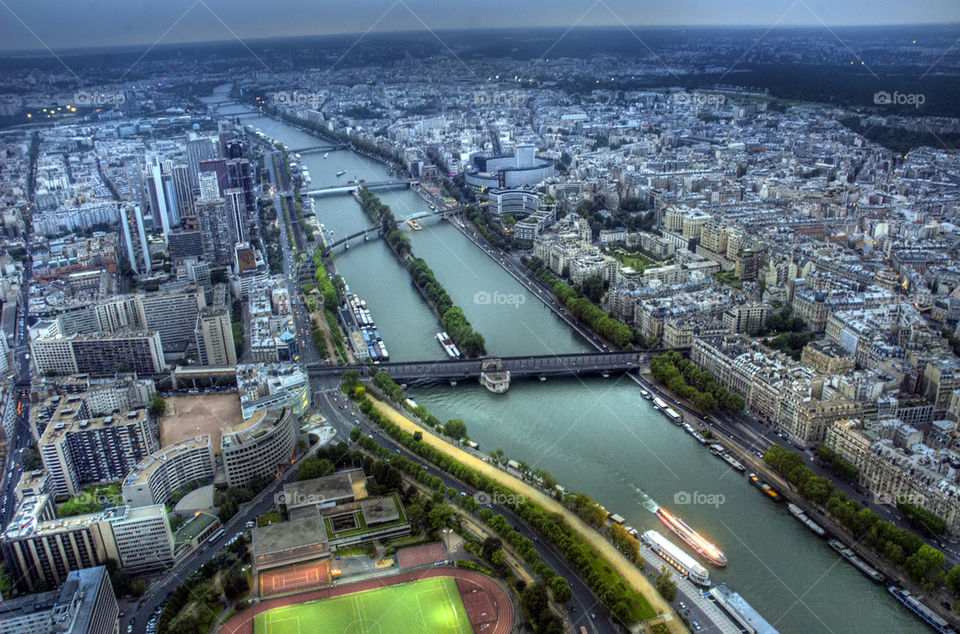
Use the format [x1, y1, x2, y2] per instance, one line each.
[0, 0, 957, 52]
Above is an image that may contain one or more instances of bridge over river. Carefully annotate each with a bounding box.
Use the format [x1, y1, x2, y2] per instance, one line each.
[305, 349, 688, 386]
[306, 179, 416, 196]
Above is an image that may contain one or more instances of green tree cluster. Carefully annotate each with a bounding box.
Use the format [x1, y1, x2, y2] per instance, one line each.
[150, 396, 167, 416]
[897, 501, 947, 536]
[520, 582, 564, 634]
[654, 566, 678, 602]
[214, 476, 270, 521]
[465, 205, 515, 251]
[297, 456, 335, 481]
[553, 281, 633, 347]
[610, 523, 644, 565]
[649, 352, 744, 413]
[765, 444, 948, 588]
[312, 250, 340, 309]
[373, 370, 405, 403]
[409, 258, 486, 356]
[104, 559, 146, 598]
[443, 419, 468, 441]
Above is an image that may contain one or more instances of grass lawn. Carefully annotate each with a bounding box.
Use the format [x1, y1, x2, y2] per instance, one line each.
[254, 577, 472, 634]
[611, 248, 655, 271]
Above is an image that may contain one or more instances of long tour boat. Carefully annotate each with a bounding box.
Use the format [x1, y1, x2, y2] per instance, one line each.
[655, 507, 727, 567]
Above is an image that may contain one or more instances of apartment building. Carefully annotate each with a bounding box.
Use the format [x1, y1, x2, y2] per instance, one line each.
[692, 333, 862, 445]
[800, 340, 856, 375]
[825, 420, 960, 534]
[195, 307, 236, 367]
[39, 406, 157, 497]
[221, 407, 298, 488]
[2, 500, 173, 591]
[122, 436, 215, 508]
[722, 303, 769, 334]
[0, 565, 118, 634]
[31, 331, 165, 377]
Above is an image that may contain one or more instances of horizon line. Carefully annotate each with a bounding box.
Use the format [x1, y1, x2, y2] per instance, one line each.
[1, 21, 959, 56]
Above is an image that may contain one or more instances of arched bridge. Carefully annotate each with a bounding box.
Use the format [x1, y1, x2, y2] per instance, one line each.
[321, 207, 464, 255]
[293, 144, 350, 153]
[401, 207, 462, 221]
[306, 180, 417, 197]
[305, 349, 689, 386]
[322, 226, 382, 255]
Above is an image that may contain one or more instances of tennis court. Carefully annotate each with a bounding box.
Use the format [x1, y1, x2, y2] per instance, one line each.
[260, 559, 331, 597]
[253, 576, 473, 634]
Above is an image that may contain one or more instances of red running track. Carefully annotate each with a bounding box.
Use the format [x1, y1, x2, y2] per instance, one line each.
[219, 566, 513, 634]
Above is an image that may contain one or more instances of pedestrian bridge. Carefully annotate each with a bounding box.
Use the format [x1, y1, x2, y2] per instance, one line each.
[305, 349, 688, 386]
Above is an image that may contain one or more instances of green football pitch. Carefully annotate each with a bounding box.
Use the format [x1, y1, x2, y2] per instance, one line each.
[253, 577, 473, 634]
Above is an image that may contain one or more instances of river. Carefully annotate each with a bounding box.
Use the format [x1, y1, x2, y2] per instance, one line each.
[206, 88, 923, 634]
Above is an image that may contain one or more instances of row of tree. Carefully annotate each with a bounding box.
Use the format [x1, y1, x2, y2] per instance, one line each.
[350, 375, 654, 625]
[258, 198, 284, 274]
[312, 249, 339, 309]
[553, 280, 634, 348]
[815, 445, 860, 482]
[409, 258, 487, 356]
[764, 445, 954, 591]
[649, 352, 745, 413]
[355, 187, 413, 260]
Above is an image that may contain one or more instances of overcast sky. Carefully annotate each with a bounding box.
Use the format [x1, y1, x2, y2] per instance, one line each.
[1, 0, 957, 51]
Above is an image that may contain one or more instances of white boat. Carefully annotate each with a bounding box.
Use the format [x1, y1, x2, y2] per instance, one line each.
[709, 583, 780, 634]
[336, 170, 346, 177]
[889, 586, 954, 634]
[663, 406, 683, 424]
[436, 331, 461, 359]
[642, 530, 710, 587]
[323, 152, 328, 159]
[721, 452, 746, 472]
[787, 503, 825, 536]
